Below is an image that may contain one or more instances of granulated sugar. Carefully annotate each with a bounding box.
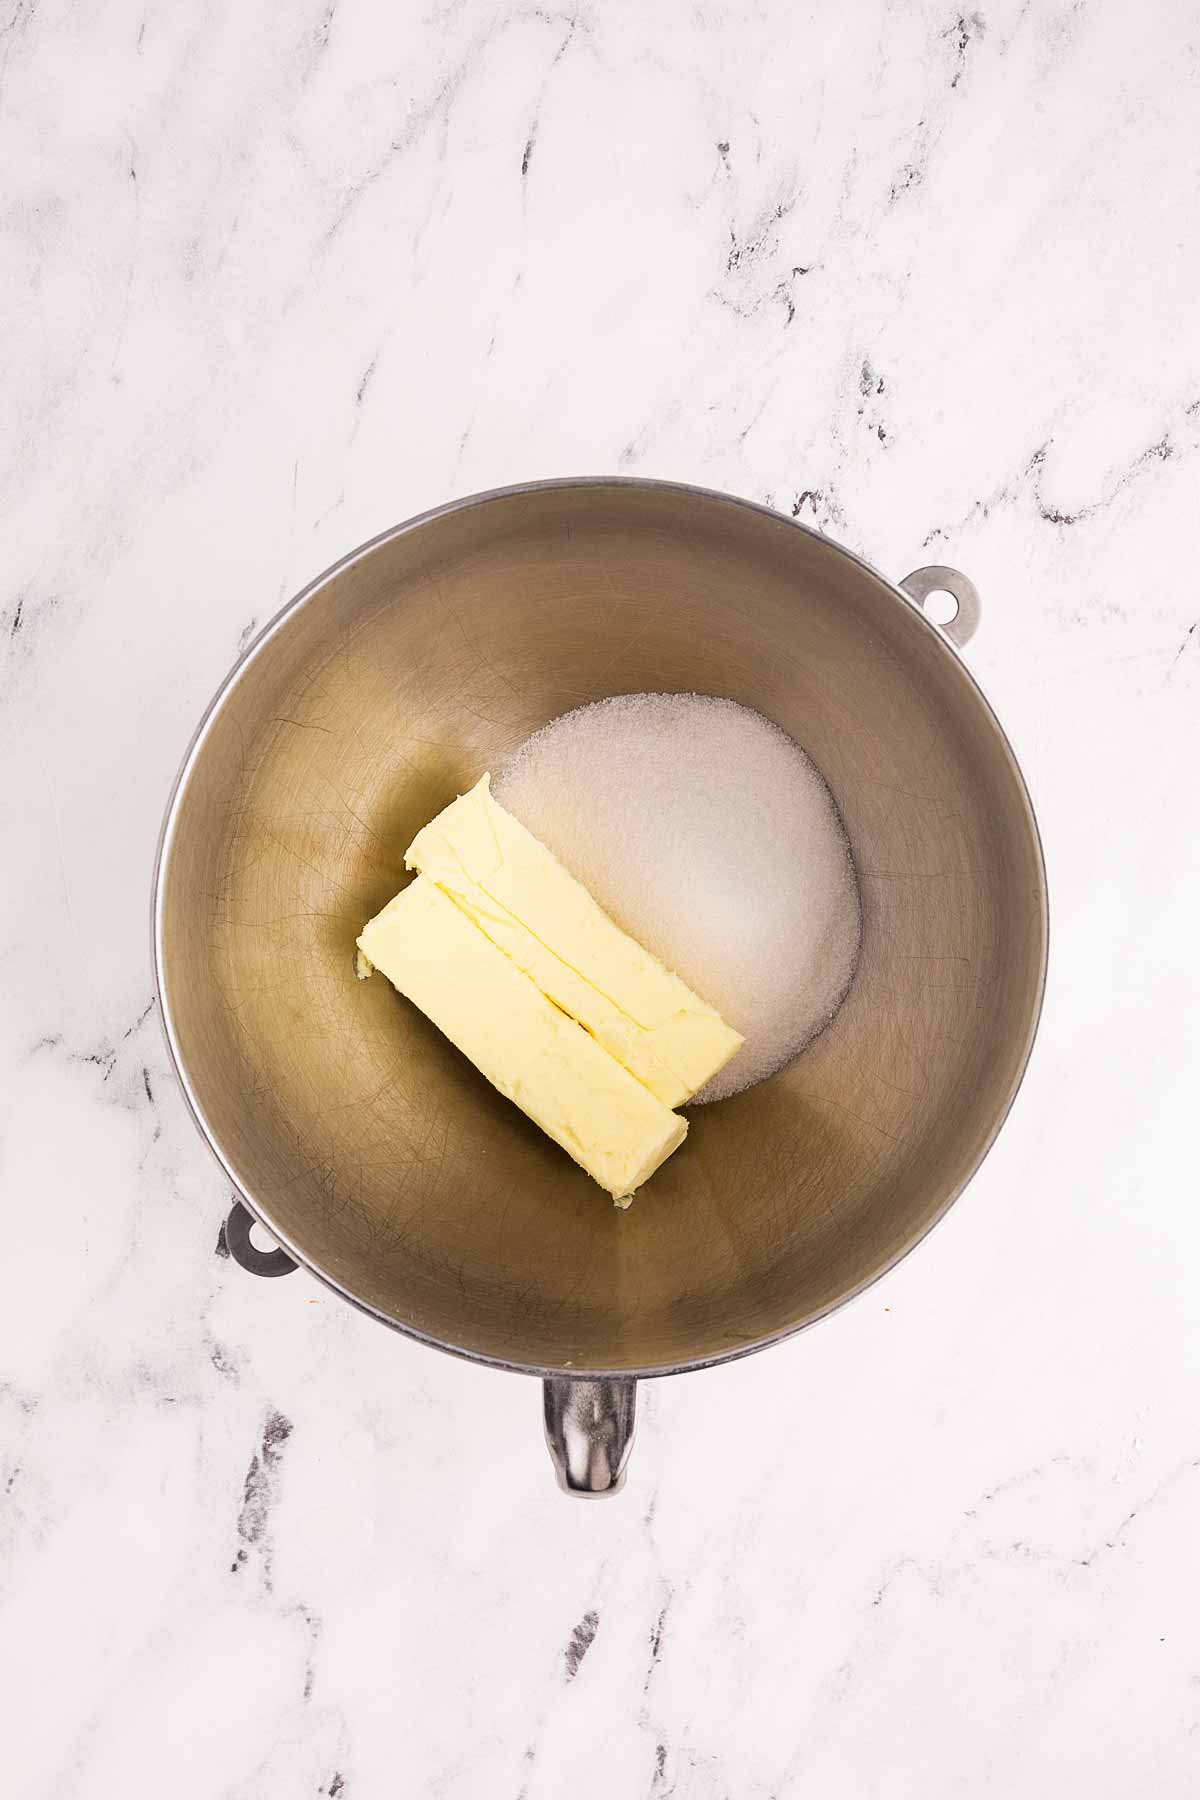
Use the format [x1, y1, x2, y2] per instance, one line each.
[493, 693, 861, 1102]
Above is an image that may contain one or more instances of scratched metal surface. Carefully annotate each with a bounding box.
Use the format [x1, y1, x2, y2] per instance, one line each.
[156, 479, 1046, 1374]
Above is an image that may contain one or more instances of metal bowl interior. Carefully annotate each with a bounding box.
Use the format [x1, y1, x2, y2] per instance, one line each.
[156, 481, 1047, 1376]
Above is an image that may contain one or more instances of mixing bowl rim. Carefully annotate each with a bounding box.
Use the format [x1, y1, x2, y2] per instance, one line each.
[151, 475, 1049, 1381]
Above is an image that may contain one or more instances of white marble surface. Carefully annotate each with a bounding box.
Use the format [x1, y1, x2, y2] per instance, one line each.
[3, 0, 1200, 1793]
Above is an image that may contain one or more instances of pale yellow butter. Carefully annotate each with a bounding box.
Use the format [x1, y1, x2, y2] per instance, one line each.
[405, 776, 743, 1106]
[357, 876, 687, 1203]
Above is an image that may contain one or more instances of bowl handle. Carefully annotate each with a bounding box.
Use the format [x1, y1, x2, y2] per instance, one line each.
[222, 1199, 298, 1278]
[899, 564, 982, 650]
[543, 1376, 638, 1496]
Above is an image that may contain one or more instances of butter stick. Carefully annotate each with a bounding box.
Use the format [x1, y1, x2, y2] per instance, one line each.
[405, 775, 743, 1106]
[358, 876, 687, 1203]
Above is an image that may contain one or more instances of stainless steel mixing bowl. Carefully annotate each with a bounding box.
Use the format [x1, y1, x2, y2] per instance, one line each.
[153, 479, 1047, 1494]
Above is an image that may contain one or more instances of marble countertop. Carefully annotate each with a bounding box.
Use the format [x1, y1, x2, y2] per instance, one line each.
[4, 1, 1199, 1793]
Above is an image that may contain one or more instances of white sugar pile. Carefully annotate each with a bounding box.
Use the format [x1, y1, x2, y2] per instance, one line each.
[494, 693, 861, 1103]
